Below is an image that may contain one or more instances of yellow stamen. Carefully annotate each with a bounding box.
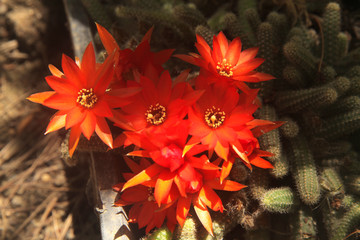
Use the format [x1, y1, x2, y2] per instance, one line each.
[145, 103, 166, 125]
[205, 106, 226, 128]
[76, 88, 98, 108]
[216, 58, 233, 77]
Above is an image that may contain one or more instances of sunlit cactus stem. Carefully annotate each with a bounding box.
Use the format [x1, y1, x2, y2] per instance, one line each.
[146, 226, 172, 240]
[260, 187, 296, 213]
[330, 203, 360, 240]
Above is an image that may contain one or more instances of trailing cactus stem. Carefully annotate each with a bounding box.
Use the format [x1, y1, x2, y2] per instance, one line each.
[286, 135, 321, 205]
[174, 217, 197, 240]
[330, 203, 360, 240]
[279, 117, 299, 138]
[291, 208, 317, 240]
[323, 2, 341, 66]
[81, 0, 112, 28]
[146, 226, 172, 240]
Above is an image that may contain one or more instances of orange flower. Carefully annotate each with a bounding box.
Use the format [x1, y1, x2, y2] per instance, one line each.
[175, 32, 274, 93]
[27, 42, 140, 156]
[113, 157, 178, 233]
[111, 69, 203, 147]
[96, 24, 174, 88]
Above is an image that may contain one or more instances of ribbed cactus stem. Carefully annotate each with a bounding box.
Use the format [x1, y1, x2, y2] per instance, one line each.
[318, 66, 337, 83]
[260, 187, 295, 213]
[245, 8, 261, 38]
[315, 109, 360, 139]
[283, 40, 319, 77]
[286, 134, 321, 205]
[324, 95, 360, 116]
[223, 12, 253, 49]
[146, 226, 172, 240]
[173, 4, 207, 28]
[291, 208, 317, 240]
[174, 217, 197, 240]
[282, 65, 307, 88]
[348, 76, 360, 95]
[326, 76, 350, 96]
[275, 87, 338, 114]
[347, 66, 360, 78]
[266, 11, 288, 45]
[335, 32, 349, 60]
[330, 203, 360, 240]
[345, 175, 360, 196]
[248, 168, 269, 200]
[323, 2, 341, 66]
[195, 25, 214, 46]
[314, 140, 352, 159]
[279, 117, 299, 138]
[115, 5, 194, 40]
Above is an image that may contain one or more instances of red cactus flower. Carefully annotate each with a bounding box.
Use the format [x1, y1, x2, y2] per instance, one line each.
[96, 23, 174, 87]
[175, 32, 274, 93]
[27, 42, 140, 156]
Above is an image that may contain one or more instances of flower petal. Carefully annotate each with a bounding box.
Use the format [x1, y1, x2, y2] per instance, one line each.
[45, 76, 78, 95]
[81, 42, 96, 86]
[95, 116, 113, 148]
[61, 54, 84, 88]
[27, 91, 55, 104]
[122, 164, 164, 192]
[206, 178, 247, 191]
[225, 37, 242, 66]
[250, 157, 273, 169]
[199, 185, 223, 212]
[80, 111, 96, 140]
[48, 64, 64, 78]
[43, 93, 77, 110]
[194, 200, 213, 236]
[68, 124, 81, 157]
[65, 107, 86, 129]
[45, 111, 66, 134]
[154, 171, 175, 206]
[176, 197, 192, 227]
[91, 99, 113, 118]
[96, 23, 119, 54]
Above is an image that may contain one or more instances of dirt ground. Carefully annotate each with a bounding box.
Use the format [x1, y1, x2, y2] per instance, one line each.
[0, 0, 102, 239]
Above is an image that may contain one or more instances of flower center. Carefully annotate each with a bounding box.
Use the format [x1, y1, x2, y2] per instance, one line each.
[205, 106, 226, 128]
[145, 103, 166, 125]
[77, 88, 98, 108]
[216, 58, 233, 77]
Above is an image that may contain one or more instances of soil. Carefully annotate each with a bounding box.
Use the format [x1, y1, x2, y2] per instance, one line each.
[0, 0, 101, 239]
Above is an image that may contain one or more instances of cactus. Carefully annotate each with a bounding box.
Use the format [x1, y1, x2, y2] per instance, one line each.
[145, 226, 172, 240]
[260, 187, 296, 213]
[330, 203, 360, 240]
[286, 135, 321, 205]
[291, 208, 317, 240]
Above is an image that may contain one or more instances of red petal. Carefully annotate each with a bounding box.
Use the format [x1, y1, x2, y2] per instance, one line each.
[121, 186, 149, 203]
[220, 156, 235, 183]
[138, 202, 156, 228]
[250, 157, 273, 169]
[81, 42, 96, 86]
[61, 54, 84, 88]
[237, 47, 259, 65]
[174, 54, 201, 66]
[91, 99, 113, 118]
[68, 124, 81, 157]
[174, 175, 187, 197]
[65, 107, 86, 129]
[43, 94, 77, 110]
[94, 52, 115, 94]
[80, 111, 96, 140]
[214, 141, 229, 161]
[158, 71, 172, 104]
[176, 197, 192, 227]
[232, 58, 264, 75]
[96, 23, 119, 54]
[45, 76, 78, 95]
[225, 37, 242, 66]
[95, 116, 113, 148]
[216, 32, 229, 57]
[122, 164, 164, 192]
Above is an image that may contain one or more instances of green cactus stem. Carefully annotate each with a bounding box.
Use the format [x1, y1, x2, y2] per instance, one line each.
[323, 95, 360, 116]
[345, 175, 360, 196]
[279, 117, 299, 138]
[322, 2, 341, 66]
[348, 76, 360, 95]
[282, 65, 307, 88]
[245, 8, 261, 39]
[195, 25, 214, 46]
[260, 187, 296, 213]
[223, 12, 253, 49]
[275, 87, 338, 114]
[248, 168, 270, 200]
[325, 76, 350, 96]
[173, 4, 207, 28]
[283, 40, 319, 78]
[318, 66, 337, 83]
[174, 217, 197, 240]
[320, 167, 344, 196]
[291, 208, 317, 240]
[266, 12, 289, 46]
[314, 109, 360, 139]
[146, 226, 172, 240]
[286, 134, 321, 205]
[330, 203, 360, 240]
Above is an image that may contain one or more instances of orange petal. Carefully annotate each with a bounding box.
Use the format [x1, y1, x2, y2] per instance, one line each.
[206, 179, 247, 192]
[68, 124, 81, 157]
[43, 93, 77, 110]
[174, 175, 187, 197]
[194, 200, 213, 236]
[95, 116, 113, 148]
[232, 143, 250, 165]
[183, 137, 200, 157]
[96, 23, 119, 54]
[45, 76, 78, 95]
[173, 69, 190, 85]
[225, 37, 241, 66]
[27, 91, 56, 104]
[122, 164, 164, 192]
[127, 150, 151, 158]
[45, 111, 66, 134]
[48, 64, 64, 78]
[81, 42, 96, 86]
[220, 156, 235, 184]
[154, 171, 175, 206]
[214, 141, 229, 161]
[65, 107, 86, 129]
[199, 186, 223, 212]
[176, 197, 192, 227]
